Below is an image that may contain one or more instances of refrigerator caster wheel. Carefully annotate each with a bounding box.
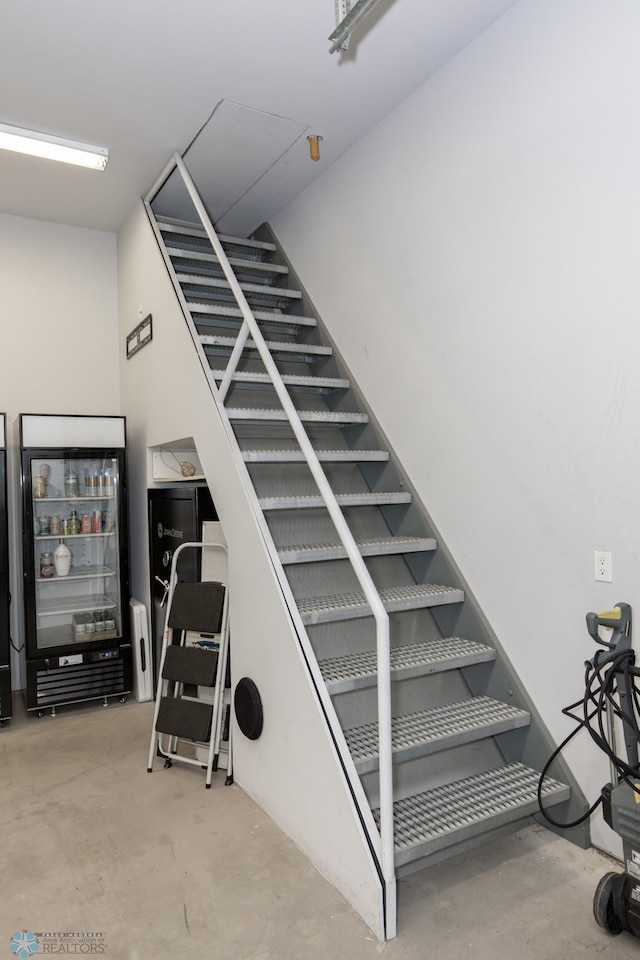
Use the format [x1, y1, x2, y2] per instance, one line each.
[163, 758, 173, 769]
[0, 720, 7, 727]
[37, 711, 44, 718]
[119, 696, 127, 703]
[225, 775, 234, 786]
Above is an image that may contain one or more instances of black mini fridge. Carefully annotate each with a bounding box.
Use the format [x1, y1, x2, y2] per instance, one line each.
[148, 485, 217, 685]
[0, 414, 10, 725]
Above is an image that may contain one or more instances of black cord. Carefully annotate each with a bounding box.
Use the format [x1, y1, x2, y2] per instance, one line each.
[538, 647, 640, 827]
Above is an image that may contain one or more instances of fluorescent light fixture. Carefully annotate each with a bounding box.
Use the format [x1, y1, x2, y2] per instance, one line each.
[0, 122, 108, 171]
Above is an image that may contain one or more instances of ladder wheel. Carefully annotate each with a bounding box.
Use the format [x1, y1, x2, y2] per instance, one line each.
[593, 872, 624, 935]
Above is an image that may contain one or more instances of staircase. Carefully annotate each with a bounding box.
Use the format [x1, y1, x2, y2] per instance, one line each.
[144, 160, 578, 939]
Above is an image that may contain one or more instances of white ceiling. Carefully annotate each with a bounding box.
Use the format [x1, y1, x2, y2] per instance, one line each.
[0, 0, 520, 236]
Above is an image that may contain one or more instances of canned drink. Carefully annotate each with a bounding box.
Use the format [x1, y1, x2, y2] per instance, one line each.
[39, 516, 51, 536]
[33, 517, 41, 536]
[50, 515, 61, 535]
[102, 511, 114, 533]
[64, 473, 79, 498]
[34, 475, 46, 498]
[92, 510, 102, 533]
[81, 514, 92, 534]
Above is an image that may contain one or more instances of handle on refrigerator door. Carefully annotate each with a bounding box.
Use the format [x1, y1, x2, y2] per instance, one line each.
[139, 636, 146, 673]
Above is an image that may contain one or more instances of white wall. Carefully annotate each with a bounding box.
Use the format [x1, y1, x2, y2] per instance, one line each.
[0, 213, 119, 688]
[271, 0, 640, 856]
[117, 203, 385, 936]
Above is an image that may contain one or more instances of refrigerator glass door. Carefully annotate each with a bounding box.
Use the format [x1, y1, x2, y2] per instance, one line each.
[30, 455, 122, 653]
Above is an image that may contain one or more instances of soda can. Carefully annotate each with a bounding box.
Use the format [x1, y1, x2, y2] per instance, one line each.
[81, 514, 92, 534]
[39, 515, 51, 536]
[92, 510, 102, 534]
[51, 515, 61, 536]
[102, 511, 114, 533]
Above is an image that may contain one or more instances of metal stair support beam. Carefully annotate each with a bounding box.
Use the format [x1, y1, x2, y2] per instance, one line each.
[156, 152, 397, 939]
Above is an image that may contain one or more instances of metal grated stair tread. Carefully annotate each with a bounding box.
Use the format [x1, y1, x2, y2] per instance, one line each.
[200, 334, 332, 362]
[177, 273, 302, 308]
[169, 248, 288, 283]
[297, 583, 464, 625]
[373, 762, 570, 867]
[320, 638, 496, 694]
[228, 408, 369, 425]
[344, 696, 530, 773]
[243, 448, 385, 464]
[260, 491, 411, 512]
[213, 371, 349, 393]
[158, 218, 276, 258]
[278, 535, 435, 564]
[191, 303, 316, 328]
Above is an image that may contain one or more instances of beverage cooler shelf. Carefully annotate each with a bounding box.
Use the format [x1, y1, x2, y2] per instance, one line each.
[36, 564, 116, 583]
[36, 624, 119, 650]
[34, 495, 115, 503]
[35, 532, 113, 541]
[36, 594, 116, 618]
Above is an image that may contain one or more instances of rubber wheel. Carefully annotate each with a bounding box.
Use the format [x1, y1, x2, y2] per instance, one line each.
[593, 872, 624, 935]
[234, 677, 263, 740]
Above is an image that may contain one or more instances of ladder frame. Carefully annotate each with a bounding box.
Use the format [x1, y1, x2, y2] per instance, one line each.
[147, 540, 230, 788]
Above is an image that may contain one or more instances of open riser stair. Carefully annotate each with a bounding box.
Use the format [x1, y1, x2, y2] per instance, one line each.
[149, 208, 579, 936]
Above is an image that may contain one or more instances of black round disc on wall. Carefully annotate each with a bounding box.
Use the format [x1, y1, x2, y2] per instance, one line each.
[234, 677, 263, 740]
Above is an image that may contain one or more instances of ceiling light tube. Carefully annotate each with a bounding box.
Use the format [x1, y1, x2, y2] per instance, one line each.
[0, 122, 108, 171]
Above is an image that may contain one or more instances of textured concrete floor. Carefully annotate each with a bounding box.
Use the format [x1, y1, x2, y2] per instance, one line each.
[0, 697, 637, 959]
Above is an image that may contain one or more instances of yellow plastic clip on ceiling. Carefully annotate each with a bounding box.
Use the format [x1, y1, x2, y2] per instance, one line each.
[0, 122, 108, 171]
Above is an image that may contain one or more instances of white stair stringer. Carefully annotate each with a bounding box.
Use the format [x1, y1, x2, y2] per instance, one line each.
[145, 200, 579, 944]
[145, 202, 394, 941]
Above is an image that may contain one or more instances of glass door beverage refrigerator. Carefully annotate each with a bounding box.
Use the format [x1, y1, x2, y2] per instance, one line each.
[19, 414, 132, 715]
[0, 414, 10, 726]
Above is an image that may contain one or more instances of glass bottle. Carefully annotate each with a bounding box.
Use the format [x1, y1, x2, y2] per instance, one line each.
[54, 539, 71, 577]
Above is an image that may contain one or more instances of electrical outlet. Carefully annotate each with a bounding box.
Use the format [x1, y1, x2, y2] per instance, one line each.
[594, 550, 613, 583]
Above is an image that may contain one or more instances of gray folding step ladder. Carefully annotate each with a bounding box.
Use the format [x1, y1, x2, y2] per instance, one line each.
[147, 541, 230, 788]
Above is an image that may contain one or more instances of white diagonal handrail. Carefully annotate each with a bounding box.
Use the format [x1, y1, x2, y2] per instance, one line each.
[147, 153, 396, 938]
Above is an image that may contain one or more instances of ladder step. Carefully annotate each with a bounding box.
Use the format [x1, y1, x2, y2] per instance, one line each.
[177, 273, 301, 310]
[321, 637, 497, 694]
[375, 762, 570, 869]
[228, 408, 368, 425]
[169, 248, 288, 285]
[297, 583, 464, 625]
[213, 371, 349, 394]
[260, 491, 410, 512]
[201, 334, 332, 363]
[156, 697, 213, 743]
[345, 696, 530, 774]
[193, 303, 316, 329]
[279, 535, 434, 564]
[157, 217, 276, 260]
